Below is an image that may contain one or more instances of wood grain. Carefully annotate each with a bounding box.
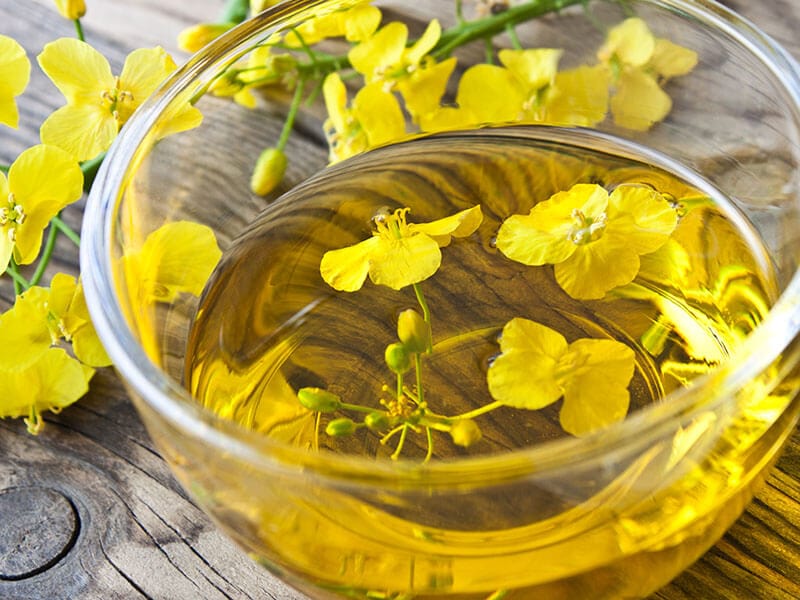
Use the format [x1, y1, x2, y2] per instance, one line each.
[0, 0, 798, 598]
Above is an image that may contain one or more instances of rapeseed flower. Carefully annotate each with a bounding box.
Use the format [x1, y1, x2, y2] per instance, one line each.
[0, 35, 31, 128]
[320, 205, 483, 291]
[496, 183, 677, 299]
[487, 317, 635, 436]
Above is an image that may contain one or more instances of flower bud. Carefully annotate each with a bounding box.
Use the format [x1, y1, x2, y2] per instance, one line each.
[326, 417, 356, 437]
[54, 0, 86, 20]
[384, 342, 411, 374]
[449, 419, 482, 447]
[250, 147, 288, 196]
[297, 387, 341, 412]
[250, 0, 284, 14]
[397, 309, 431, 354]
[364, 411, 390, 430]
[177, 23, 235, 54]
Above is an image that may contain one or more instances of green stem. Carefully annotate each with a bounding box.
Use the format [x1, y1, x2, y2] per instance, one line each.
[412, 283, 431, 324]
[0, 164, 9, 174]
[220, 0, 249, 24]
[390, 424, 410, 460]
[74, 19, 85, 41]
[414, 353, 425, 407]
[506, 23, 523, 50]
[423, 427, 434, 463]
[81, 152, 106, 192]
[340, 401, 381, 414]
[453, 400, 505, 420]
[6, 260, 28, 294]
[29, 221, 59, 286]
[52, 216, 81, 246]
[277, 77, 306, 151]
[397, 371, 404, 400]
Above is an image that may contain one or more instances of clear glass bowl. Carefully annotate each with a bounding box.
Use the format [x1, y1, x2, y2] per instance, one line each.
[82, 1, 800, 598]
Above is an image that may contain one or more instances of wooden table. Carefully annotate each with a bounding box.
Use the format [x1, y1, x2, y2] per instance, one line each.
[1, 0, 798, 598]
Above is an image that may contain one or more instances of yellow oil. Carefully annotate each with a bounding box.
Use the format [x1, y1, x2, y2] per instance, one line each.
[183, 128, 796, 598]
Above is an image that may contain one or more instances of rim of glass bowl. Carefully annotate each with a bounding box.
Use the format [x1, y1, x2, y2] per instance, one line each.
[82, 0, 800, 488]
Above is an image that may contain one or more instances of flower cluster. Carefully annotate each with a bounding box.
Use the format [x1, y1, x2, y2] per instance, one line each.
[181, 1, 697, 193]
[0, 2, 202, 432]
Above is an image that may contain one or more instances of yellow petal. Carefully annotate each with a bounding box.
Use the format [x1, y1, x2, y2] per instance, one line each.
[411, 204, 482, 247]
[607, 184, 677, 254]
[456, 64, 523, 123]
[556, 239, 640, 299]
[0, 291, 51, 369]
[177, 23, 235, 54]
[368, 233, 442, 290]
[499, 48, 562, 91]
[405, 19, 440, 66]
[54, 0, 86, 20]
[0, 225, 12, 271]
[48, 271, 78, 318]
[397, 57, 457, 120]
[349, 21, 407, 80]
[650, 38, 698, 79]
[320, 236, 379, 292]
[118, 47, 178, 120]
[611, 70, 671, 131]
[559, 338, 634, 436]
[137, 221, 223, 302]
[541, 65, 610, 127]
[343, 4, 382, 42]
[496, 212, 575, 266]
[353, 83, 406, 147]
[419, 105, 473, 133]
[487, 318, 568, 410]
[598, 17, 655, 67]
[322, 72, 348, 134]
[9, 145, 84, 264]
[37, 38, 113, 103]
[0, 35, 31, 128]
[72, 323, 113, 367]
[40, 103, 118, 161]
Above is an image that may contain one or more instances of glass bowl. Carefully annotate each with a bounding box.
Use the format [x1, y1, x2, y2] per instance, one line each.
[82, 0, 800, 598]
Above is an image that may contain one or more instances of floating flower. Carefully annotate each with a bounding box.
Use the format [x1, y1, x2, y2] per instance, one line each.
[597, 17, 698, 130]
[0, 144, 83, 271]
[320, 205, 483, 292]
[496, 183, 677, 299]
[487, 317, 635, 436]
[322, 73, 406, 162]
[0, 35, 31, 128]
[38, 38, 202, 161]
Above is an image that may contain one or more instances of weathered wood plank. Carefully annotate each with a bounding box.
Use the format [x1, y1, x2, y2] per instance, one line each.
[0, 0, 798, 598]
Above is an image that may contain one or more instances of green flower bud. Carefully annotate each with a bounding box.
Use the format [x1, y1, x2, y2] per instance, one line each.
[397, 309, 431, 354]
[364, 411, 390, 430]
[297, 387, 341, 412]
[326, 417, 356, 437]
[449, 419, 482, 448]
[250, 147, 288, 196]
[384, 342, 411, 374]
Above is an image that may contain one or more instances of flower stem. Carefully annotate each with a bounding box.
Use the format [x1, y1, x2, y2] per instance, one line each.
[29, 221, 60, 287]
[0, 164, 9, 174]
[74, 19, 85, 42]
[277, 77, 306, 151]
[414, 352, 425, 406]
[80, 152, 106, 192]
[452, 400, 505, 420]
[412, 283, 431, 324]
[52, 216, 81, 246]
[6, 260, 29, 294]
[220, 0, 249, 24]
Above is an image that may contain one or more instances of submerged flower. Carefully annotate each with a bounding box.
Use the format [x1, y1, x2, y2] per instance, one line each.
[0, 144, 83, 271]
[496, 183, 677, 299]
[322, 73, 406, 162]
[487, 317, 635, 436]
[0, 35, 31, 128]
[320, 205, 483, 291]
[38, 38, 202, 161]
[598, 17, 698, 130]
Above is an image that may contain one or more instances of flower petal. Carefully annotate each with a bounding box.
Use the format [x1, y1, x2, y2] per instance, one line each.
[598, 17, 655, 67]
[323, 72, 348, 134]
[405, 19, 440, 66]
[349, 21, 407, 81]
[611, 69, 672, 131]
[496, 212, 576, 266]
[0, 289, 51, 370]
[352, 82, 406, 147]
[343, 4, 382, 42]
[37, 38, 113, 103]
[368, 233, 441, 290]
[541, 65, 610, 127]
[0, 35, 30, 128]
[118, 47, 178, 117]
[456, 64, 524, 123]
[397, 57, 457, 120]
[40, 103, 118, 161]
[650, 38, 698, 79]
[320, 236, 379, 292]
[487, 318, 568, 410]
[559, 338, 634, 436]
[411, 204, 482, 247]
[555, 238, 640, 299]
[499, 48, 561, 91]
[608, 184, 677, 254]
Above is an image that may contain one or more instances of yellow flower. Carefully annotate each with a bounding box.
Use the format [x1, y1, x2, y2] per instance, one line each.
[537, 65, 610, 127]
[0, 35, 31, 129]
[322, 73, 406, 162]
[284, 2, 381, 47]
[0, 144, 83, 271]
[487, 317, 635, 436]
[0, 347, 94, 434]
[349, 19, 441, 87]
[320, 205, 483, 292]
[0, 287, 52, 369]
[597, 18, 698, 130]
[53, 0, 86, 20]
[177, 22, 235, 53]
[496, 183, 677, 299]
[38, 38, 202, 161]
